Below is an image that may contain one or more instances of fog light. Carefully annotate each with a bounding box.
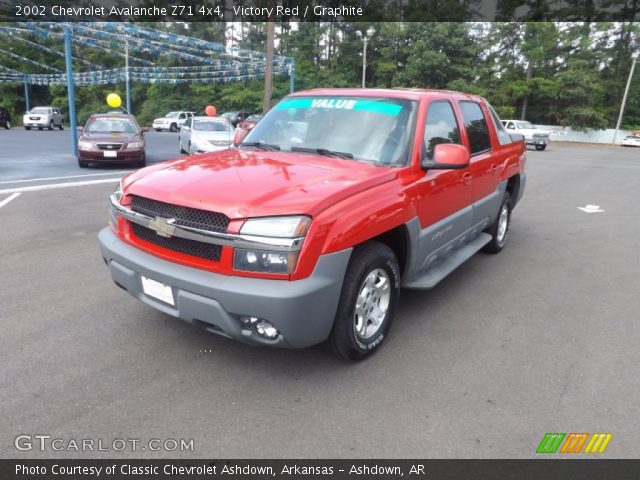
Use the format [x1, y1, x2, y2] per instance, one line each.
[240, 316, 258, 326]
[256, 321, 279, 339]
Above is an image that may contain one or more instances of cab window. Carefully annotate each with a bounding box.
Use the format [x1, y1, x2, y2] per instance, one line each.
[422, 101, 461, 160]
[487, 104, 512, 145]
[459, 101, 491, 155]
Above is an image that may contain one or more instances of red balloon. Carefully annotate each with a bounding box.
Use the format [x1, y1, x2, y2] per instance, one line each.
[205, 105, 216, 116]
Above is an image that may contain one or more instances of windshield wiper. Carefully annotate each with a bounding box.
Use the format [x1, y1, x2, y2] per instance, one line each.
[240, 141, 281, 151]
[290, 147, 354, 159]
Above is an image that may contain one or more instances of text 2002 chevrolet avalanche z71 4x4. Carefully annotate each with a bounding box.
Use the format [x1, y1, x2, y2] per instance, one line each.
[99, 88, 527, 361]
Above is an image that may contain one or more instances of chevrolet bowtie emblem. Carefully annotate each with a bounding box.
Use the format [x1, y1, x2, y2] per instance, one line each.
[148, 217, 176, 238]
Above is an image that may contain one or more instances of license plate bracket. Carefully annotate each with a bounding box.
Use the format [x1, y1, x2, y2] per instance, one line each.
[141, 276, 175, 306]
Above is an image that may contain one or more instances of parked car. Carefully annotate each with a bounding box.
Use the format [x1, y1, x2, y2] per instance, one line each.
[99, 88, 526, 361]
[77, 113, 146, 168]
[0, 107, 11, 129]
[23, 106, 64, 130]
[179, 116, 235, 155]
[237, 114, 263, 131]
[152, 111, 195, 132]
[621, 135, 640, 147]
[221, 111, 252, 127]
[501, 119, 550, 150]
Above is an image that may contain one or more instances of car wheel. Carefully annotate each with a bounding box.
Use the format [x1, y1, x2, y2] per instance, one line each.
[4, 121, 10, 129]
[48, 121, 53, 131]
[59, 121, 64, 130]
[78, 159, 89, 168]
[25, 126, 31, 130]
[170, 123, 178, 132]
[155, 128, 161, 132]
[327, 241, 400, 361]
[483, 191, 512, 254]
[535, 145, 547, 151]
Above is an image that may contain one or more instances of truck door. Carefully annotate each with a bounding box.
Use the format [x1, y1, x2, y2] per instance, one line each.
[458, 101, 503, 229]
[413, 100, 472, 269]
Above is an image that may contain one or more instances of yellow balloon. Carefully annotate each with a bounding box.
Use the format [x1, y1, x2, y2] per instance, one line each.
[106, 93, 122, 108]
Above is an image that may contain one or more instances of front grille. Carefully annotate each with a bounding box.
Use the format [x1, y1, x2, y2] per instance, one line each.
[131, 195, 229, 232]
[97, 143, 123, 151]
[533, 133, 549, 139]
[131, 223, 222, 261]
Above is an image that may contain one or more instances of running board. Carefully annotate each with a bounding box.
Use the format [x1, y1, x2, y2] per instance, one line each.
[403, 233, 492, 289]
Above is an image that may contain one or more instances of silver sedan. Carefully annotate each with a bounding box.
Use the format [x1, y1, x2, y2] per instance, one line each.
[179, 116, 235, 155]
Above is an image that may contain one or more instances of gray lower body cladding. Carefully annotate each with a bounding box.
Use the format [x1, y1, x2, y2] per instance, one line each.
[98, 228, 351, 348]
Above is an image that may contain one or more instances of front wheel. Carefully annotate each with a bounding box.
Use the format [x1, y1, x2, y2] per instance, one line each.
[48, 121, 53, 131]
[483, 191, 512, 254]
[58, 121, 64, 130]
[535, 145, 547, 151]
[327, 241, 400, 361]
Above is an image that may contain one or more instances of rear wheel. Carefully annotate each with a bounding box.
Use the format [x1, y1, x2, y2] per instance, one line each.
[327, 241, 400, 361]
[483, 192, 512, 254]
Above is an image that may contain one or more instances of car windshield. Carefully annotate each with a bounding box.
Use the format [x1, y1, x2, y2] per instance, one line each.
[193, 120, 233, 132]
[242, 96, 418, 166]
[164, 112, 180, 118]
[30, 107, 50, 114]
[516, 121, 535, 129]
[86, 117, 138, 133]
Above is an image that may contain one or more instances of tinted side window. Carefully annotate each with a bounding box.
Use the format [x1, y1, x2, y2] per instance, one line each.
[506, 122, 515, 129]
[459, 101, 491, 154]
[423, 101, 461, 160]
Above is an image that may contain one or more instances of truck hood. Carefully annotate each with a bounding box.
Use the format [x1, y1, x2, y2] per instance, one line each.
[123, 149, 398, 219]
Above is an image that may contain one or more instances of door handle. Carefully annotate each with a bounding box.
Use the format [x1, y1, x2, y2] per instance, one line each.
[491, 163, 500, 174]
[462, 173, 472, 185]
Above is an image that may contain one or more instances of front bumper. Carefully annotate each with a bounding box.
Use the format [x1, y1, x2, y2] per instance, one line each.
[525, 138, 549, 146]
[152, 122, 171, 130]
[79, 149, 144, 163]
[98, 228, 351, 348]
[23, 119, 50, 127]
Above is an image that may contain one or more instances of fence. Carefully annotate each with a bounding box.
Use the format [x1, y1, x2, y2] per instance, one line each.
[535, 125, 633, 144]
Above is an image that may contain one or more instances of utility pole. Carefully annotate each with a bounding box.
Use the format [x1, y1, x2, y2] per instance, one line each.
[23, 77, 30, 112]
[63, 25, 78, 157]
[125, 38, 131, 114]
[263, 21, 274, 113]
[362, 36, 368, 88]
[613, 51, 639, 144]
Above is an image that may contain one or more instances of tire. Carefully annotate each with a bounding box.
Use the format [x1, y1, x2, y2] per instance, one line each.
[38, 127, 43, 130]
[78, 159, 89, 168]
[170, 123, 178, 132]
[327, 241, 400, 361]
[155, 128, 161, 132]
[48, 121, 53, 131]
[25, 126, 31, 130]
[58, 121, 64, 131]
[483, 191, 512, 254]
[535, 145, 547, 151]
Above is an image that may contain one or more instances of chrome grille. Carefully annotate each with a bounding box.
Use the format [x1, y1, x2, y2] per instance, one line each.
[97, 143, 123, 150]
[131, 195, 229, 232]
[131, 223, 222, 261]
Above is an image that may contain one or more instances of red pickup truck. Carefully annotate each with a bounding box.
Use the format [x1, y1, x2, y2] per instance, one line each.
[99, 88, 526, 360]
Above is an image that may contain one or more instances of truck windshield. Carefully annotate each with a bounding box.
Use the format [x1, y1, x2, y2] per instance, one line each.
[242, 96, 418, 166]
[516, 121, 535, 129]
[30, 107, 50, 114]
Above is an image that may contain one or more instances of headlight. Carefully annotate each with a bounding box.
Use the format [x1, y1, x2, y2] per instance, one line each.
[78, 140, 94, 150]
[240, 216, 311, 238]
[126, 141, 144, 150]
[234, 249, 299, 274]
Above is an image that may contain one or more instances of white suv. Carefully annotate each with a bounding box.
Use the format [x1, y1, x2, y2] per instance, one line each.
[152, 111, 195, 132]
[23, 107, 64, 131]
[502, 119, 550, 151]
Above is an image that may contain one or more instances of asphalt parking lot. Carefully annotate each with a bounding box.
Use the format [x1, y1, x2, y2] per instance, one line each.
[1, 137, 639, 459]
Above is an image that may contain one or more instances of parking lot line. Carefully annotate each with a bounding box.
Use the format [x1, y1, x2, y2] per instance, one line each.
[0, 192, 21, 209]
[0, 171, 133, 185]
[0, 178, 120, 194]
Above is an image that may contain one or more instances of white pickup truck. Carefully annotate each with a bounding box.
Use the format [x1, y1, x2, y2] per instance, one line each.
[501, 120, 550, 151]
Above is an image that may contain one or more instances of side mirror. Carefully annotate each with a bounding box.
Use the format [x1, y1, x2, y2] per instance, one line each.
[233, 128, 249, 147]
[422, 143, 470, 170]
